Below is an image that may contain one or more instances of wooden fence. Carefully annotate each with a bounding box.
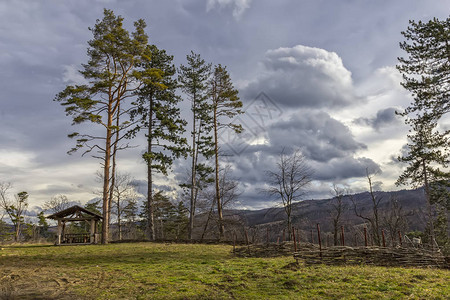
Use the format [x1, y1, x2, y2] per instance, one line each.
[294, 246, 448, 269]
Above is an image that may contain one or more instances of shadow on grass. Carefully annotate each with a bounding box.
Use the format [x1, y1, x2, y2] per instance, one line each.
[1, 244, 54, 249]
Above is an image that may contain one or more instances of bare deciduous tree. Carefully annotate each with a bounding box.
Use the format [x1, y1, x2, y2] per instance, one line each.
[197, 165, 241, 240]
[264, 149, 313, 240]
[0, 182, 12, 240]
[382, 194, 408, 246]
[111, 172, 138, 240]
[44, 194, 75, 215]
[329, 184, 348, 246]
[351, 169, 383, 246]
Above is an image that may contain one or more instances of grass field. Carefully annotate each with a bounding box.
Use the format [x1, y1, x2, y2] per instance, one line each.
[0, 242, 448, 299]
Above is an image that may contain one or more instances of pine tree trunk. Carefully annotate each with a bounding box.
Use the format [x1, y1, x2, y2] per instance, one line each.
[117, 196, 122, 240]
[102, 105, 113, 244]
[422, 159, 435, 246]
[147, 100, 155, 241]
[109, 102, 120, 241]
[213, 105, 224, 239]
[189, 108, 197, 240]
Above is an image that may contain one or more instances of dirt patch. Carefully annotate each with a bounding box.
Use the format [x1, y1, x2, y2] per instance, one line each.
[0, 268, 80, 299]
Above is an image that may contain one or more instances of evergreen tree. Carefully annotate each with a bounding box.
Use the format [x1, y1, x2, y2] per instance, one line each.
[397, 16, 450, 250]
[123, 198, 138, 223]
[0, 218, 11, 242]
[55, 9, 151, 244]
[85, 200, 102, 216]
[152, 191, 175, 240]
[397, 17, 450, 119]
[172, 201, 189, 240]
[122, 197, 138, 239]
[37, 211, 49, 238]
[129, 45, 187, 241]
[209, 64, 243, 238]
[396, 117, 450, 245]
[178, 52, 214, 240]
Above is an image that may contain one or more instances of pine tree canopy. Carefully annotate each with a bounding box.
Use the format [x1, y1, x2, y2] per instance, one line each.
[397, 17, 450, 119]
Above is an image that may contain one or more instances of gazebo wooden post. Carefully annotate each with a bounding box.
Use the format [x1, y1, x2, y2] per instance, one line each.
[62, 220, 66, 243]
[57, 219, 62, 245]
[90, 219, 96, 244]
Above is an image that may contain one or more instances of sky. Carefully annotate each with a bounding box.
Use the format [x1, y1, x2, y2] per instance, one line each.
[1, 0, 449, 215]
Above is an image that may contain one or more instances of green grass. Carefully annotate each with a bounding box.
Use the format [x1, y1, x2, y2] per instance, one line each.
[0, 242, 449, 299]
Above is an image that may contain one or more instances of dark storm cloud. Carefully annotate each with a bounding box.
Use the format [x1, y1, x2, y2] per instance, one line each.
[388, 143, 409, 166]
[267, 112, 366, 162]
[354, 107, 401, 130]
[219, 110, 380, 205]
[242, 45, 362, 109]
[312, 157, 381, 181]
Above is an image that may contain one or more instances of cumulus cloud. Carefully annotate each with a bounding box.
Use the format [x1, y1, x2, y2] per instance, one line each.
[243, 45, 361, 109]
[206, 0, 252, 19]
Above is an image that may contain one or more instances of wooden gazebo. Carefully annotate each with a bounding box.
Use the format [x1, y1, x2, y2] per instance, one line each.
[47, 205, 102, 245]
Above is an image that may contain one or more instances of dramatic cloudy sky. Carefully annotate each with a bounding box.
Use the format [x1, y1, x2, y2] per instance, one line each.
[1, 0, 449, 213]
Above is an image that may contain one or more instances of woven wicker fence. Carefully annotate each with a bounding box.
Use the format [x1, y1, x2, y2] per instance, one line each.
[294, 246, 448, 269]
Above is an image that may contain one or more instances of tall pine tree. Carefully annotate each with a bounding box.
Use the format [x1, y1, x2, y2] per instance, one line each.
[209, 64, 243, 239]
[55, 9, 150, 244]
[397, 17, 450, 248]
[178, 52, 214, 240]
[129, 45, 187, 241]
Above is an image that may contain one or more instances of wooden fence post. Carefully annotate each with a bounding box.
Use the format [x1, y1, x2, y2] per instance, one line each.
[340, 226, 345, 246]
[398, 230, 402, 246]
[245, 228, 250, 252]
[364, 227, 368, 247]
[292, 226, 297, 252]
[296, 228, 300, 248]
[266, 227, 269, 245]
[381, 229, 386, 247]
[317, 224, 322, 257]
[233, 230, 236, 255]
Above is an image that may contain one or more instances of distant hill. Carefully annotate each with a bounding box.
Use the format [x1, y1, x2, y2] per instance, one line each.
[224, 187, 428, 235]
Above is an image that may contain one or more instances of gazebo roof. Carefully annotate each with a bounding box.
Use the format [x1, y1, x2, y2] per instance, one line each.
[47, 205, 103, 220]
